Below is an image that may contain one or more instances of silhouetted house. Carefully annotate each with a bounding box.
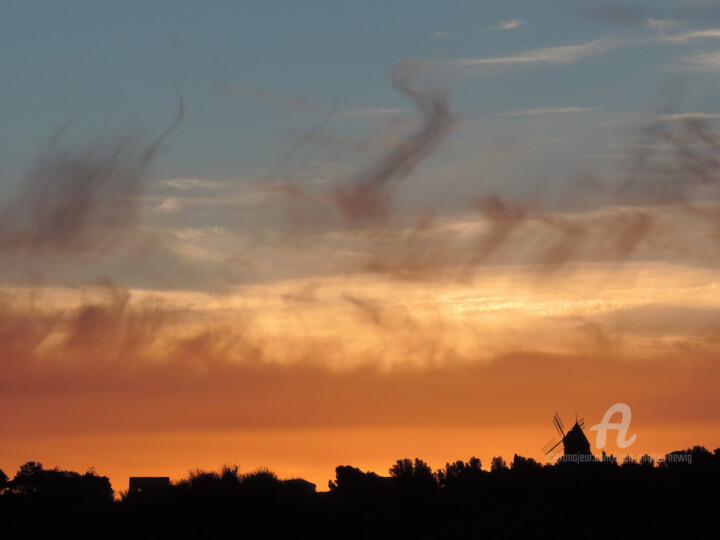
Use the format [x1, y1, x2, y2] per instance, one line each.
[129, 477, 171, 497]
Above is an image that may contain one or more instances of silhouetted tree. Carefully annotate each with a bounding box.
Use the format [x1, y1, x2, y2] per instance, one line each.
[12, 461, 44, 495]
[664, 445, 713, 468]
[511, 454, 542, 472]
[0, 469, 8, 491]
[329, 465, 386, 494]
[389, 458, 436, 490]
[8, 461, 113, 503]
[435, 457, 483, 488]
[3, 449, 719, 538]
[490, 456, 508, 472]
[689, 445, 713, 466]
[601, 451, 618, 465]
[640, 454, 655, 468]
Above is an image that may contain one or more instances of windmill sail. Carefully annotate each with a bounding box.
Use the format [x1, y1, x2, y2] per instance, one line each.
[543, 438, 562, 456]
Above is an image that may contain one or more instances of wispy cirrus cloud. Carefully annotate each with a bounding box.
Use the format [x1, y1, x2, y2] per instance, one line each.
[646, 19, 678, 31]
[673, 50, 720, 71]
[506, 107, 597, 116]
[155, 198, 182, 213]
[450, 38, 607, 66]
[663, 28, 720, 42]
[649, 23, 720, 49]
[161, 178, 226, 190]
[338, 108, 406, 117]
[489, 20, 525, 31]
[658, 112, 720, 121]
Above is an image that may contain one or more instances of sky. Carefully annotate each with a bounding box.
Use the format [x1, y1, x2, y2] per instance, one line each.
[2, 1, 720, 492]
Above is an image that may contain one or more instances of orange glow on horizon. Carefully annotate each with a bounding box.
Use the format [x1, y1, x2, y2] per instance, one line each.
[2, 257, 719, 493]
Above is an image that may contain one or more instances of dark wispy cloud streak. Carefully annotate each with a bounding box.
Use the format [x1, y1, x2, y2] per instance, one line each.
[0, 94, 184, 259]
[334, 60, 453, 220]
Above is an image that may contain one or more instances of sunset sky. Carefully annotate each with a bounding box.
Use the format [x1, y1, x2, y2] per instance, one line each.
[2, 0, 720, 492]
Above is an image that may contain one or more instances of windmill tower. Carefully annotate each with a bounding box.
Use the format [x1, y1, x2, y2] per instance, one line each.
[543, 412, 594, 463]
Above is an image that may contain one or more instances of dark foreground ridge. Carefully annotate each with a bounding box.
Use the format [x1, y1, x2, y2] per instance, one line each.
[1, 446, 718, 539]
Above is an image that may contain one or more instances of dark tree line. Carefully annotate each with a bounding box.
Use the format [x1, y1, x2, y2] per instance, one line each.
[1, 446, 719, 539]
[1, 461, 113, 502]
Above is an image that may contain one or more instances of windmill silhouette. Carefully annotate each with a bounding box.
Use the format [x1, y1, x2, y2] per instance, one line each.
[543, 412, 594, 462]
